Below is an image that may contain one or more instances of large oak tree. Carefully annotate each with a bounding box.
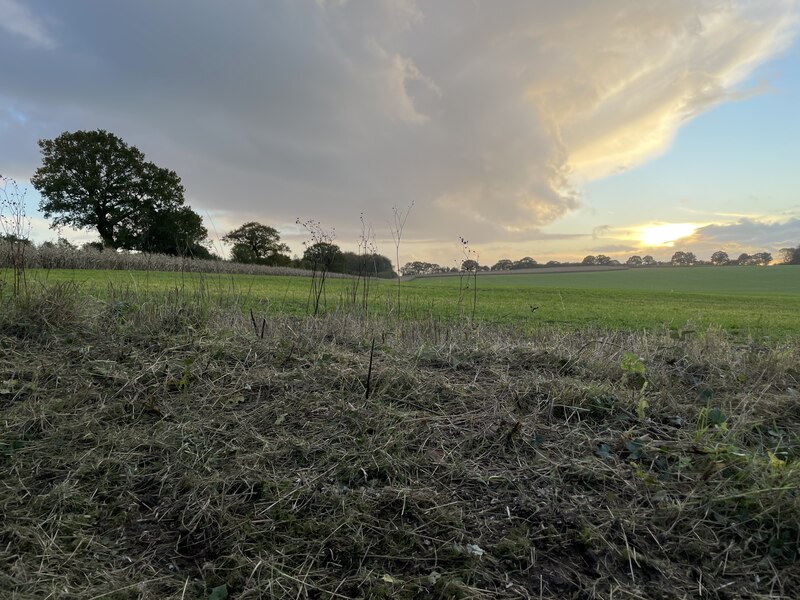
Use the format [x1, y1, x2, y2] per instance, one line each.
[31, 130, 200, 251]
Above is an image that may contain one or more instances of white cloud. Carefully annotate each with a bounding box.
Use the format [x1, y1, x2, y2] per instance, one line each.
[526, 1, 798, 178]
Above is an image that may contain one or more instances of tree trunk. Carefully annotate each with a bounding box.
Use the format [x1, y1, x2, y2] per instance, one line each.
[96, 209, 116, 248]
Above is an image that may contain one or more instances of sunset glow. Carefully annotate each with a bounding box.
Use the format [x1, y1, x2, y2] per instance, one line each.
[637, 223, 700, 248]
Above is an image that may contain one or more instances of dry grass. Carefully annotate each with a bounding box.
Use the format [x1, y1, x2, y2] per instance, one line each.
[0, 240, 350, 278]
[1, 284, 798, 599]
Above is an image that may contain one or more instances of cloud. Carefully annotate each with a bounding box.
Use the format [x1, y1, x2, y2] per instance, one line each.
[0, 0, 56, 48]
[1, 0, 797, 257]
[678, 217, 800, 251]
[592, 225, 612, 239]
[590, 244, 638, 253]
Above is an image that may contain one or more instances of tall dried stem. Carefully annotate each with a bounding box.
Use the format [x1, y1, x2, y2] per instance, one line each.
[0, 175, 32, 295]
[389, 201, 414, 316]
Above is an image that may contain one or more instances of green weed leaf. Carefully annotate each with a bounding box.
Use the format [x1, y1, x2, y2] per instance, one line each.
[621, 352, 646, 376]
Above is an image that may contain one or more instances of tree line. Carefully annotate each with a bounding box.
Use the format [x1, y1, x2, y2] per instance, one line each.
[26, 130, 395, 278]
[584, 250, 780, 267]
[401, 248, 799, 276]
[222, 221, 395, 277]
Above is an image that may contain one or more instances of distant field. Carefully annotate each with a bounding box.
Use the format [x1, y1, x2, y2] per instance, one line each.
[419, 264, 800, 295]
[4, 265, 799, 337]
[408, 266, 800, 336]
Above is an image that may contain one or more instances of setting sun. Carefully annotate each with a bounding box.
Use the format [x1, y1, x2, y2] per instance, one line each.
[637, 223, 700, 247]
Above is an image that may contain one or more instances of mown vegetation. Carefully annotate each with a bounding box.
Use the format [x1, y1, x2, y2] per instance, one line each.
[1, 281, 798, 599]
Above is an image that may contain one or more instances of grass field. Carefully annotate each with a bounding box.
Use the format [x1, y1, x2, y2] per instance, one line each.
[5, 265, 800, 338]
[424, 265, 800, 295]
[408, 266, 800, 337]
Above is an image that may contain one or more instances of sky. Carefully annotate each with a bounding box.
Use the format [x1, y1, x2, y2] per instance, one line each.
[1, 0, 799, 266]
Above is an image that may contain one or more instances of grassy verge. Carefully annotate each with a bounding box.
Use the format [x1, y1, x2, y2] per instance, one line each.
[1, 284, 798, 598]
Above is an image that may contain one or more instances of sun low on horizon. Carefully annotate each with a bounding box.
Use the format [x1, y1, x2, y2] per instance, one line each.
[634, 223, 702, 249]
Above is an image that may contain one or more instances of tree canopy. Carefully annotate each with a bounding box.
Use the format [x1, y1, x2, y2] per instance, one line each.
[710, 250, 730, 265]
[779, 246, 800, 265]
[135, 206, 210, 258]
[401, 261, 449, 276]
[31, 130, 202, 252]
[670, 251, 696, 266]
[223, 222, 290, 265]
[513, 257, 537, 269]
[626, 255, 643, 266]
[733, 252, 772, 266]
[491, 259, 514, 271]
[461, 259, 480, 272]
[751, 252, 773, 266]
[339, 251, 395, 278]
[302, 242, 342, 271]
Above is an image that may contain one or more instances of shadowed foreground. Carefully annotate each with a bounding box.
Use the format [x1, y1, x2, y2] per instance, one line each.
[1, 284, 798, 599]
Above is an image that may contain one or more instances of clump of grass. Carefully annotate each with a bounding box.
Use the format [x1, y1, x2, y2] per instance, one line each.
[1, 283, 798, 598]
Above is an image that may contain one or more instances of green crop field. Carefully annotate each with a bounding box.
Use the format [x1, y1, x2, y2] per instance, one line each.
[5, 265, 799, 338]
[419, 265, 800, 295]
[406, 266, 800, 337]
